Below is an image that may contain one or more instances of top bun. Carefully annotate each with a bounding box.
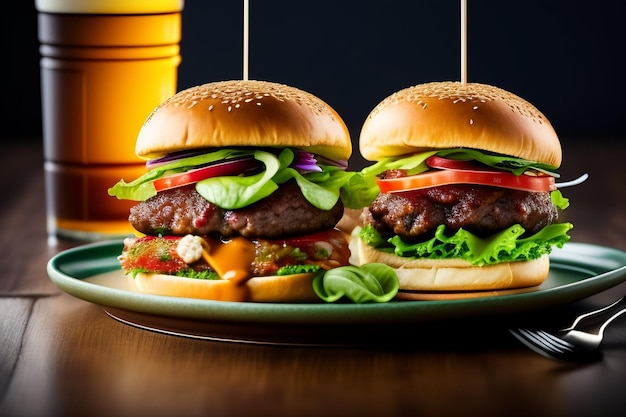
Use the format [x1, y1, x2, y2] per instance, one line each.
[136, 80, 352, 160]
[359, 81, 562, 167]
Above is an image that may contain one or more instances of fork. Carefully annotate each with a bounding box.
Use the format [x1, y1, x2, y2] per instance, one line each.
[509, 296, 626, 361]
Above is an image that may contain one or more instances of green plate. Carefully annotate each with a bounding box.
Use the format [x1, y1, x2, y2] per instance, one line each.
[47, 241, 626, 345]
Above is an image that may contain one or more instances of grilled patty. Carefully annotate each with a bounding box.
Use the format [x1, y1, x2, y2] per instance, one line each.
[129, 180, 344, 238]
[362, 184, 558, 241]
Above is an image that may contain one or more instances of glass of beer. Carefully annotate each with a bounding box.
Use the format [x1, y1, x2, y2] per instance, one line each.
[36, 0, 184, 242]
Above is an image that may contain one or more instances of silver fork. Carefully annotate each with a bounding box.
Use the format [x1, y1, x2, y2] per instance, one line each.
[509, 296, 626, 361]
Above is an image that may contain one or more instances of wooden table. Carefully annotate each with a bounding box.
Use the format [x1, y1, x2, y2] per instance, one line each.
[2, 139, 625, 417]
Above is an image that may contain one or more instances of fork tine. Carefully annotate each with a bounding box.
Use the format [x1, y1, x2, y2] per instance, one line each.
[521, 329, 565, 354]
[535, 330, 576, 353]
[510, 328, 563, 359]
[510, 328, 601, 361]
[515, 328, 549, 349]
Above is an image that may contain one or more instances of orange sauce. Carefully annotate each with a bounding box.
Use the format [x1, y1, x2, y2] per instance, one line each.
[200, 236, 257, 300]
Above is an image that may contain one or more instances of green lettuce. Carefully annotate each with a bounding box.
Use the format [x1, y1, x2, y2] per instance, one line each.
[107, 149, 253, 201]
[357, 147, 561, 181]
[108, 148, 371, 210]
[195, 150, 281, 209]
[434, 148, 560, 176]
[360, 222, 573, 266]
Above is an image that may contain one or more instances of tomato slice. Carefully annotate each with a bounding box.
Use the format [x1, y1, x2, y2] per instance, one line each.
[152, 158, 260, 192]
[377, 169, 556, 193]
[426, 155, 486, 171]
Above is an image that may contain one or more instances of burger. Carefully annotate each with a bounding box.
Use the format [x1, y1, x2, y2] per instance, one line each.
[108, 80, 361, 303]
[354, 81, 573, 298]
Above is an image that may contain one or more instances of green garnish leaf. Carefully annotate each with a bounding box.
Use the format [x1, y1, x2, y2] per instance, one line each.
[313, 263, 399, 303]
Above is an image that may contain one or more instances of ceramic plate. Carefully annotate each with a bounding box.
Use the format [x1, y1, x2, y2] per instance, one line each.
[47, 241, 626, 345]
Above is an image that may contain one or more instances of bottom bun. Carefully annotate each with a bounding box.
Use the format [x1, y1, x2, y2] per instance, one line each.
[355, 237, 550, 291]
[128, 272, 320, 303]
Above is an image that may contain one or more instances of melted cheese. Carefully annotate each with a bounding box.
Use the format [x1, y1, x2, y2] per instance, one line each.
[201, 236, 256, 284]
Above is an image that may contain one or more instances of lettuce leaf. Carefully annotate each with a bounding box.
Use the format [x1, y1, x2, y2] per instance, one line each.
[434, 148, 560, 176]
[195, 150, 280, 209]
[313, 263, 399, 303]
[360, 222, 573, 266]
[551, 189, 570, 210]
[338, 152, 439, 210]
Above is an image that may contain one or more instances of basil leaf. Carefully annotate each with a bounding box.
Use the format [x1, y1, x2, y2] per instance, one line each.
[313, 263, 399, 303]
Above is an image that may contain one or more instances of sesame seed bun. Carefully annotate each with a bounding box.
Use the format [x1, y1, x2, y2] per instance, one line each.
[136, 80, 352, 161]
[359, 81, 562, 167]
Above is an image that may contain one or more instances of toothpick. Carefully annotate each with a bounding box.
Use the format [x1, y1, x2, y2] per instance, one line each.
[460, 0, 467, 84]
[243, 0, 249, 80]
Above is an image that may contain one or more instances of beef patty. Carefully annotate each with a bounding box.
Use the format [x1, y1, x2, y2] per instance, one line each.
[362, 184, 558, 241]
[129, 180, 344, 238]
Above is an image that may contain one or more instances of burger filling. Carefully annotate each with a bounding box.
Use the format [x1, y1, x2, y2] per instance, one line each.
[122, 176, 350, 279]
[363, 178, 558, 241]
[357, 148, 574, 266]
[119, 229, 351, 279]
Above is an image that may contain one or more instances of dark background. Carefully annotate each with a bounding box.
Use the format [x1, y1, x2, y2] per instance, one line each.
[3, 1, 624, 168]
